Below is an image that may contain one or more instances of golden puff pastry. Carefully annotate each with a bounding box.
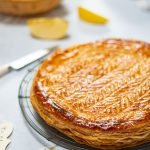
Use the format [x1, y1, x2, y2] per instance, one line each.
[30, 39, 150, 149]
[0, 0, 60, 16]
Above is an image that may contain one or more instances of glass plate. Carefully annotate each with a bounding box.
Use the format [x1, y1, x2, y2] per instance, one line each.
[18, 63, 150, 150]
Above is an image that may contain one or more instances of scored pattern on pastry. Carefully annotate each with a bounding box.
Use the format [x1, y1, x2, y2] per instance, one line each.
[31, 39, 150, 149]
[36, 39, 150, 123]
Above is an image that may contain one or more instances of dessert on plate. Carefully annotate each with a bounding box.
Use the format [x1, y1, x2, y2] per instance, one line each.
[30, 39, 150, 149]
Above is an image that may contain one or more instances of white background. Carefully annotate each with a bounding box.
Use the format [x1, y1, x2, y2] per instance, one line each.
[0, 0, 150, 149]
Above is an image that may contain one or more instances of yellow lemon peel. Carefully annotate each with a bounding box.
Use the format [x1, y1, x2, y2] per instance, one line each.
[78, 6, 108, 24]
[27, 18, 68, 40]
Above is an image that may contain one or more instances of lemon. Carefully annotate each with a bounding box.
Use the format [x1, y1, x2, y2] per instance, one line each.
[27, 18, 68, 40]
[78, 6, 108, 24]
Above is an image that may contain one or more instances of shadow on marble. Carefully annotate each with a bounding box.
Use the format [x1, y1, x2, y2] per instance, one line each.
[30, 34, 70, 41]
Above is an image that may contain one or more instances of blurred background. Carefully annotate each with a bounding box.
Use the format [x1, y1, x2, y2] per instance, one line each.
[0, 0, 150, 150]
[0, 0, 150, 65]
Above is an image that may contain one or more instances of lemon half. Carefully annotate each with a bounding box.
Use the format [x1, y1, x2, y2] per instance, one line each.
[78, 6, 108, 24]
[27, 18, 68, 40]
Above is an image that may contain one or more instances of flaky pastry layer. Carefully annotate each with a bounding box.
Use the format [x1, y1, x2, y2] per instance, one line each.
[30, 39, 150, 149]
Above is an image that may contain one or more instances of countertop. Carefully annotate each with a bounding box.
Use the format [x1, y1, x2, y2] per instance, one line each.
[0, 0, 150, 149]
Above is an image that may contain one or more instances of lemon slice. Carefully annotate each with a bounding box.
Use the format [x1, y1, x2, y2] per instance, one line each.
[27, 18, 68, 40]
[78, 6, 108, 24]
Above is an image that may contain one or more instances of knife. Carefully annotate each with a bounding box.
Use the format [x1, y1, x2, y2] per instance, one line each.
[0, 45, 58, 78]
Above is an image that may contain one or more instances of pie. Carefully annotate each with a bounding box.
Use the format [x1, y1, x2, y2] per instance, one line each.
[0, 0, 60, 16]
[30, 39, 150, 149]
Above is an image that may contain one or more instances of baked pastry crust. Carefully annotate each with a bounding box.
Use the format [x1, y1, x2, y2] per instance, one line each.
[30, 39, 150, 149]
[0, 0, 60, 16]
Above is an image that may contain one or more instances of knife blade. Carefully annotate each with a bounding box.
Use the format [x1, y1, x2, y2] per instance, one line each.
[0, 45, 58, 78]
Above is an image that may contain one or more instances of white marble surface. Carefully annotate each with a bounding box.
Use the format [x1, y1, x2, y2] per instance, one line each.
[0, 0, 150, 149]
